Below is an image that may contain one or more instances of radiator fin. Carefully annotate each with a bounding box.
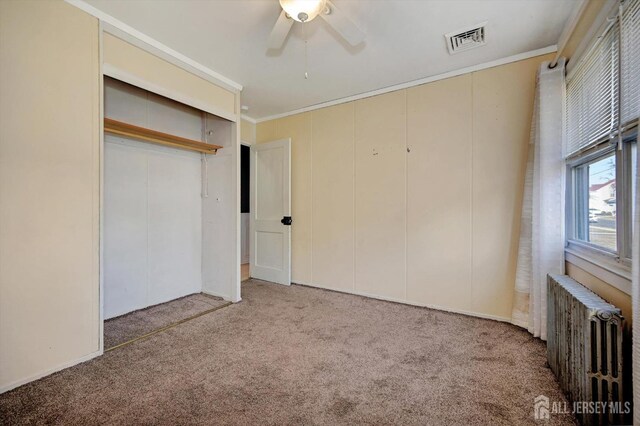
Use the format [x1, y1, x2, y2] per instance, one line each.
[547, 274, 629, 425]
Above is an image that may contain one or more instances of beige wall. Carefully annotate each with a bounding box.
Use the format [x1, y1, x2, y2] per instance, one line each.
[0, 1, 100, 391]
[103, 33, 236, 122]
[256, 54, 552, 320]
[407, 74, 472, 312]
[566, 262, 632, 329]
[241, 119, 256, 144]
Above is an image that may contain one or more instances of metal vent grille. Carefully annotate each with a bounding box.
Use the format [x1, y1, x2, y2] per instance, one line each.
[445, 22, 486, 55]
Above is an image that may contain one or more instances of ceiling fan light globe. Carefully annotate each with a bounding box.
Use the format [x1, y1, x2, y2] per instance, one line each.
[279, 0, 326, 23]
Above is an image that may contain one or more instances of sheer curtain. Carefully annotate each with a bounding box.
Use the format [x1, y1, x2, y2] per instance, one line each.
[633, 134, 639, 425]
[512, 59, 566, 340]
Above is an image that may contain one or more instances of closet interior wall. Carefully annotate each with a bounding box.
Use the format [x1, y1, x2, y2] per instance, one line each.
[104, 77, 233, 318]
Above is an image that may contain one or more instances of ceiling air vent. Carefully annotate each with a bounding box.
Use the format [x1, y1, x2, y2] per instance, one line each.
[444, 22, 487, 55]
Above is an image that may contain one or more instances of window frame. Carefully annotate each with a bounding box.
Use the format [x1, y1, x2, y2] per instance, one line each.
[565, 126, 637, 278]
[563, 0, 639, 296]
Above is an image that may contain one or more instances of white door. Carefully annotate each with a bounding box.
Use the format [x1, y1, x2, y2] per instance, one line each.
[250, 138, 291, 285]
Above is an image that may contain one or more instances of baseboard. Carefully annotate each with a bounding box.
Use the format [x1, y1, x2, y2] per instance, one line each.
[292, 281, 512, 324]
[202, 289, 241, 303]
[0, 349, 103, 394]
[202, 289, 229, 300]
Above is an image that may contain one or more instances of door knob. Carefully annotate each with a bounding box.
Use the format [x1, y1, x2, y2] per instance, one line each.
[281, 216, 292, 226]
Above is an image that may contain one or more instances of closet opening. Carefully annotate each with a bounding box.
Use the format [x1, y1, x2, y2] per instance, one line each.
[102, 76, 234, 351]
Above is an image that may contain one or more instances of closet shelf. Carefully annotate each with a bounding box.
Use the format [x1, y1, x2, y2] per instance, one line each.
[104, 118, 222, 154]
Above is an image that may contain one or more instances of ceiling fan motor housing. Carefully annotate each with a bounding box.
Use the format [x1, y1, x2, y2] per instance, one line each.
[268, 0, 364, 50]
[279, 0, 326, 23]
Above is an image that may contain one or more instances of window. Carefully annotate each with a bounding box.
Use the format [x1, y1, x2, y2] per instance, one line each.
[572, 152, 616, 251]
[566, 0, 639, 270]
[568, 136, 637, 262]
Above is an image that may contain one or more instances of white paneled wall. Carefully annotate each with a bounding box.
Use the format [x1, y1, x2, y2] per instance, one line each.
[104, 138, 202, 318]
[257, 55, 550, 321]
[311, 104, 355, 291]
[201, 113, 238, 301]
[406, 74, 473, 312]
[354, 91, 407, 300]
[104, 78, 203, 318]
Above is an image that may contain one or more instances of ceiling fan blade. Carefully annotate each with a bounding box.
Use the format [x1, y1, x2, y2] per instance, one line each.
[319, 0, 365, 46]
[267, 10, 294, 49]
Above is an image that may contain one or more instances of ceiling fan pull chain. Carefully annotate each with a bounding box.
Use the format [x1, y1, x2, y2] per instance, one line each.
[303, 21, 309, 79]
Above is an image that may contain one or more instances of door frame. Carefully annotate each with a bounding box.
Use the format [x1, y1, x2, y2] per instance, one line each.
[241, 140, 252, 280]
[249, 138, 292, 285]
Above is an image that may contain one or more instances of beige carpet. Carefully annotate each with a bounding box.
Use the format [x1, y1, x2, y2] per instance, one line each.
[104, 293, 229, 349]
[0, 280, 575, 425]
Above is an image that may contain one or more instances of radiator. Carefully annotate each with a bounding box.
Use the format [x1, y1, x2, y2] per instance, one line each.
[547, 274, 630, 425]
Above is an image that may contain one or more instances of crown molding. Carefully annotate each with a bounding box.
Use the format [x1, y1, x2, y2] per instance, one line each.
[65, 0, 557, 125]
[254, 45, 557, 123]
[65, 0, 243, 92]
[240, 114, 257, 124]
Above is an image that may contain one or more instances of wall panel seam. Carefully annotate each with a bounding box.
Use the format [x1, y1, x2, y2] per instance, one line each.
[352, 103, 357, 291]
[145, 157, 150, 307]
[404, 89, 408, 300]
[353, 102, 358, 292]
[470, 72, 475, 311]
[308, 112, 313, 282]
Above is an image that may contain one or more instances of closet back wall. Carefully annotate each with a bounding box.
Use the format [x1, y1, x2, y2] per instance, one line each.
[256, 53, 553, 321]
[104, 78, 202, 319]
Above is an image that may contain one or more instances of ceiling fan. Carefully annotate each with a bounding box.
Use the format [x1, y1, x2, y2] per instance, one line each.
[267, 0, 365, 50]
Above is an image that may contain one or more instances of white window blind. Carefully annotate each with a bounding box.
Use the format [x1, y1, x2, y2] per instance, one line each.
[566, 23, 619, 156]
[621, 0, 640, 125]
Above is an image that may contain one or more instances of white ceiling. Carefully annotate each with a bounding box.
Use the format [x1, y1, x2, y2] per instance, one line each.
[84, 0, 579, 121]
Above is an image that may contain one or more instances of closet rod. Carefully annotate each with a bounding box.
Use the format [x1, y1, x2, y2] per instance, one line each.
[104, 118, 222, 154]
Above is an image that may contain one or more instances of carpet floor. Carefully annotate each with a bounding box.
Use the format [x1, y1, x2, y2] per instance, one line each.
[1, 280, 575, 425]
[104, 293, 229, 349]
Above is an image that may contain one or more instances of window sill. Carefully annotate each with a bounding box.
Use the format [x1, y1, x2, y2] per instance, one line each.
[564, 245, 632, 295]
